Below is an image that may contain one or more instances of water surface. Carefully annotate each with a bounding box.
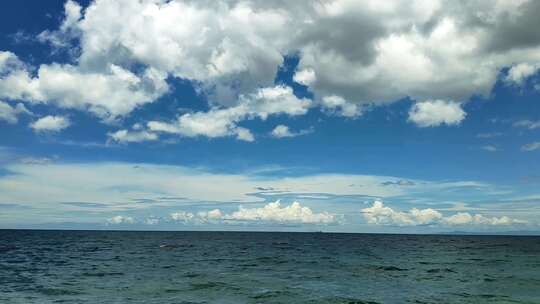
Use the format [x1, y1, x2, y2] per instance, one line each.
[1, 230, 539, 303]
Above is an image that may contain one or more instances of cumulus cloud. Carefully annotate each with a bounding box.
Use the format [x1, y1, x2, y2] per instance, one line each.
[320, 95, 362, 117]
[270, 124, 312, 138]
[293, 68, 316, 86]
[0, 50, 168, 121]
[521, 142, 540, 152]
[226, 201, 336, 224]
[30, 115, 70, 132]
[513, 120, 540, 130]
[505, 63, 539, 86]
[361, 201, 526, 227]
[108, 129, 158, 143]
[148, 85, 311, 140]
[170, 201, 337, 225]
[170, 211, 195, 222]
[107, 215, 134, 224]
[408, 100, 466, 127]
[197, 209, 224, 222]
[0, 101, 32, 124]
[444, 212, 526, 226]
[362, 200, 442, 226]
[2, 0, 540, 132]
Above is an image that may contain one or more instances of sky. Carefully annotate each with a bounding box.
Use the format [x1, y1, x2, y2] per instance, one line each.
[1, 0, 540, 233]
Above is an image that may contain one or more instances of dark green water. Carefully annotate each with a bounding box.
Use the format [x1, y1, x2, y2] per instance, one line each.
[1, 230, 539, 303]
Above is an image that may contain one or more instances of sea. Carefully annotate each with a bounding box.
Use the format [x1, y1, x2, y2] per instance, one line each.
[0, 230, 539, 304]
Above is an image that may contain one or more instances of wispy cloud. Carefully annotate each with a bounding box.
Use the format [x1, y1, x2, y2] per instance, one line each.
[513, 120, 540, 130]
[481, 145, 498, 152]
[476, 132, 503, 139]
[521, 142, 540, 152]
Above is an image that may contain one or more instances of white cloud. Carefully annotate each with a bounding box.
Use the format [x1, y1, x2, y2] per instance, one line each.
[226, 201, 337, 224]
[1, 160, 535, 227]
[444, 213, 527, 226]
[170, 209, 224, 224]
[235, 127, 255, 142]
[3, 0, 540, 128]
[148, 85, 310, 140]
[362, 200, 442, 226]
[362, 200, 527, 227]
[521, 142, 540, 152]
[170, 211, 195, 222]
[293, 68, 316, 86]
[108, 129, 158, 143]
[0, 61, 168, 121]
[171, 201, 337, 224]
[0, 101, 32, 124]
[408, 100, 466, 127]
[513, 120, 540, 130]
[270, 124, 312, 138]
[30, 115, 70, 132]
[321, 95, 362, 117]
[481, 145, 498, 152]
[197, 209, 224, 222]
[19, 157, 54, 165]
[505, 63, 539, 86]
[0, 162, 412, 211]
[107, 215, 134, 224]
[271, 125, 293, 138]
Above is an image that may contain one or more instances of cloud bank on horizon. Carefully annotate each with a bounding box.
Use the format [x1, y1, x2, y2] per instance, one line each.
[1, 0, 540, 232]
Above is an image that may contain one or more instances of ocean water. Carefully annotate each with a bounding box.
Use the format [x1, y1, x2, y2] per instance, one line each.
[0, 230, 539, 304]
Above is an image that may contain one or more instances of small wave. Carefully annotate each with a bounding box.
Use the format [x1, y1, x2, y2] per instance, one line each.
[375, 265, 407, 271]
[38, 288, 83, 296]
[426, 268, 456, 274]
[81, 272, 124, 277]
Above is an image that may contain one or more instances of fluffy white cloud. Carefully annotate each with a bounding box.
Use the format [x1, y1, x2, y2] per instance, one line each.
[321, 95, 362, 117]
[197, 209, 224, 222]
[362, 201, 526, 226]
[30, 115, 71, 132]
[107, 215, 134, 224]
[170, 211, 195, 222]
[235, 127, 255, 142]
[148, 85, 311, 140]
[170, 209, 224, 223]
[505, 63, 539, 86]
[3, 0, 540, 129]
[293, 68, 317, 86]
[514, 120, 540, 130]
[521, 142, 540, 152]
[270, 124, 312, 138]
[0, 59, 168, 121]
[444, 213, 527, 226]
[108, 129, 158, 143]
[362, 200, 442, 226]
[171, 201, 337, 224]
[226, 201, 336, 224]
[271, 125, 294, 138]
[0, 101, 32, 124]
[408, 100, 466, 127]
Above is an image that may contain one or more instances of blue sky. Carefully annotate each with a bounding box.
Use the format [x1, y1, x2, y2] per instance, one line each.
[1, 0, 540, 233]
